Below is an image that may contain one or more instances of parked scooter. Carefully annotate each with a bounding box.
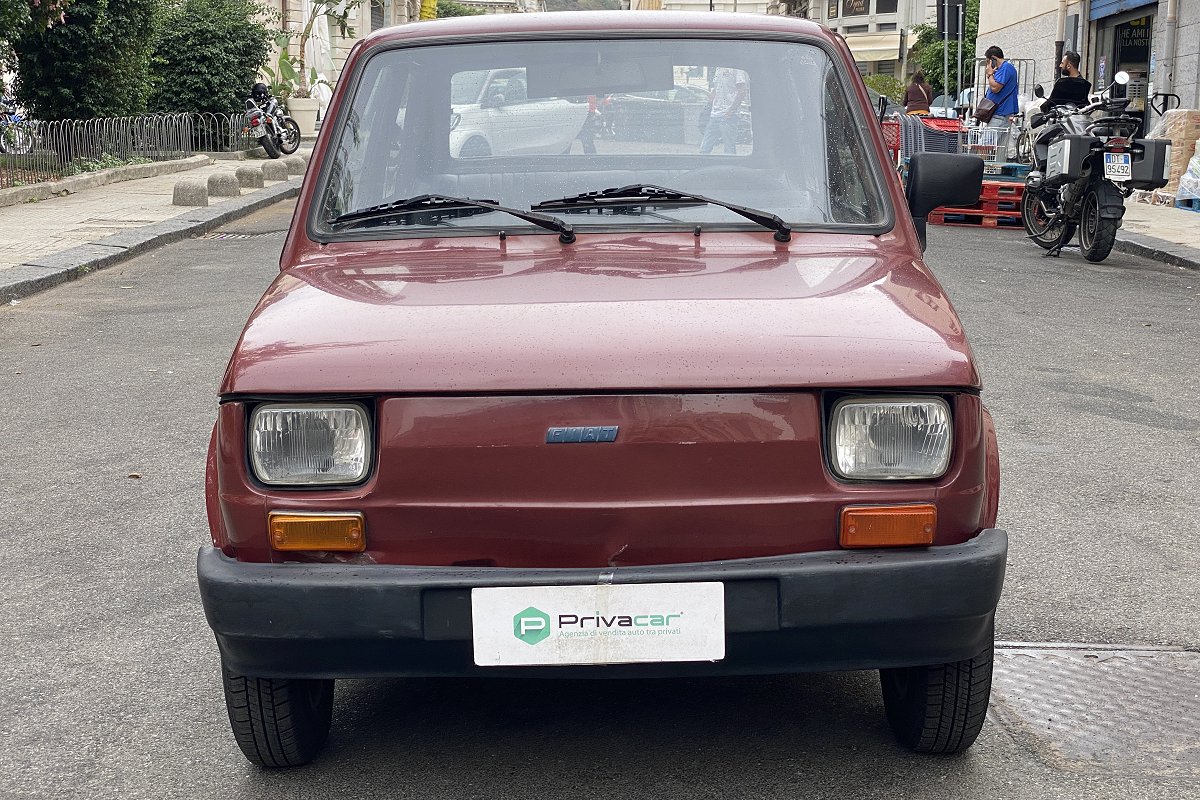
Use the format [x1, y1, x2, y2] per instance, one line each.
[0, 95, 34, 155]
[1021, 71, 1170, 262]
[245, 83, 301, 159]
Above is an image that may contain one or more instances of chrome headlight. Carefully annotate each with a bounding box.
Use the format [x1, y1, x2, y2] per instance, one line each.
[830, 397, 952, 480]
[249, 403, 371, 486]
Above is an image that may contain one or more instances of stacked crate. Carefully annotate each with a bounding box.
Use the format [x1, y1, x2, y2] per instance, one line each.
[929, 180, 1025, 229]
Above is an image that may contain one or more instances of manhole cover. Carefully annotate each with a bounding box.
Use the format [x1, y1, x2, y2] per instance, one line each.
[198, 231, 287, 240]
[992, 643, 1200, 776]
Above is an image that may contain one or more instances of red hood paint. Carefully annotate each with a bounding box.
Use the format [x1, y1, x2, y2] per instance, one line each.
[221, 231, 977, 395]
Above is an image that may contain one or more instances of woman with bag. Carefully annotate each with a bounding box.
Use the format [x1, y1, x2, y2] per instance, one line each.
[904, 71, 933, 115]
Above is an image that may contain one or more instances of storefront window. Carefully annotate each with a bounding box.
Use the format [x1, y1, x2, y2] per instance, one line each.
[843, 0, 868, 15]
[876, 0, 898, 12]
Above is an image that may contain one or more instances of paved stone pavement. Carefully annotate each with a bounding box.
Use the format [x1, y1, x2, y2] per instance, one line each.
[0, 155, 306, 271]
[1122, 199, 1200, 250]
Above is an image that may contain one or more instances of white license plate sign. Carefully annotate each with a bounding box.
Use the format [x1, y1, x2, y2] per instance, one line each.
[471, 582, 725, 667]
[1104, 152, 1132, 180]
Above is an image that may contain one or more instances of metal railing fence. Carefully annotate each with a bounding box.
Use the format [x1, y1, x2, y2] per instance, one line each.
[0, 112, 255, 190]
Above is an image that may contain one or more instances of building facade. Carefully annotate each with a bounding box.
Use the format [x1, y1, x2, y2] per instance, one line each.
[977, 0, 1199, 127]
[818, 0, 935, 76]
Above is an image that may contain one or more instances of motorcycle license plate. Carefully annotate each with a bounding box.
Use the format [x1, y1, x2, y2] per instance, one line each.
[1104, 152, 1132, 180]
[251, 123, 267, 137]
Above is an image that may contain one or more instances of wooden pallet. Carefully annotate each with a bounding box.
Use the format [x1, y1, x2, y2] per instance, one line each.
[930, 209, 1024, 229]
[1176, 197, 1200, 213]
[980, 181, 1025, 200]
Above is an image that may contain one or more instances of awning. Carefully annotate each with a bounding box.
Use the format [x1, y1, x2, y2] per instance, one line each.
[844, 33, 903, 63]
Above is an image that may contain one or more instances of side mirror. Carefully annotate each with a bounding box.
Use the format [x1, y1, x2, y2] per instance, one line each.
[1033, 84, 1045, 99]
[1114, 71, 1131, 86]
[906, 152, 984, 251]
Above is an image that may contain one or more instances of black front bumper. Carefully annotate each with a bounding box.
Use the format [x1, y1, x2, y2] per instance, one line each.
[198, 529, 1007, 678]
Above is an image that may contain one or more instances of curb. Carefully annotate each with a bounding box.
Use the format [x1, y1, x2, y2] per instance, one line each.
[1114, 231, 1200, 272]
[0, 155, 213, 209]
[1, 180, 300, 304]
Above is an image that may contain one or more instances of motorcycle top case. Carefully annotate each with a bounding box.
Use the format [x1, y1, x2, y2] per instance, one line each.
[1045, 135, 1093, 183]
[1128, 138, 1172, 191]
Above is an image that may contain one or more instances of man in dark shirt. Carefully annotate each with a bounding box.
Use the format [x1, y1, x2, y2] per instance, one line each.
[1042, 51, 1092, 111]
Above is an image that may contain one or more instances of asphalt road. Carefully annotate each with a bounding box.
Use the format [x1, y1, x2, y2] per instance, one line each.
[1, 202, 1197, 798]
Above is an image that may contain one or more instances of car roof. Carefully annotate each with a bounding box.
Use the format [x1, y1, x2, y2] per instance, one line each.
[361, 10, 831, 48]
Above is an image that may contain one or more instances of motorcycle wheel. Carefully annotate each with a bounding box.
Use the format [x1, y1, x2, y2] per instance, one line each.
[1014, 129, 1035, 165]
[258, 134, 281, 159]
[1021, 186, 1076, 250]
[278, 119, 301, 155]
[1078, 187, 1118, 263]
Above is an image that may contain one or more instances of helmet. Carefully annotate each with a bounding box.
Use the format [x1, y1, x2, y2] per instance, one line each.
[251, 82, 270, 100]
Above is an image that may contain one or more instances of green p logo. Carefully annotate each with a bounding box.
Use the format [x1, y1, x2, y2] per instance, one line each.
[513, 606, 551, 645]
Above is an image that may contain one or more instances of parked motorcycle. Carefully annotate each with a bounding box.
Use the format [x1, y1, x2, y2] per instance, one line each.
[1021, 70, 1171, 262]
[245, 89, 300, 159]
[0, 96, 34, 155]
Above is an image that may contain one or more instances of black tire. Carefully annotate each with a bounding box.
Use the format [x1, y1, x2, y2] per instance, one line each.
[459, 137, 491, 158]
[1078, 187, 1119, 263]
[1021, 186, 1076, 250]
[258, 134, 281, 159]
[278, 119, 301, 155]
[880, 645, 993, 754]
[222, 665, 334, 767]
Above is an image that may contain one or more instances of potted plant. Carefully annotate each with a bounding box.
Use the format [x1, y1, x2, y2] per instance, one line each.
[280, 0, 360, 135]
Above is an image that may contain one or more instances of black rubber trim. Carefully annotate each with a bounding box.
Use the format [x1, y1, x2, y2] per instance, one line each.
[198, 529, 1007, 678]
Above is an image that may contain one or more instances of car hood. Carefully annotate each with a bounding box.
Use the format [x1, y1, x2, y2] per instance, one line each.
[222, 233, 978, 395]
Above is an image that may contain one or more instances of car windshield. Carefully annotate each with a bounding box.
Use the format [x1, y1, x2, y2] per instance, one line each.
[315, 37, 888, 238]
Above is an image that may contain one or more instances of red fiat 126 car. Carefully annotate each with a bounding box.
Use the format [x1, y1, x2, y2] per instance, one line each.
[199, 11, 1002, 766]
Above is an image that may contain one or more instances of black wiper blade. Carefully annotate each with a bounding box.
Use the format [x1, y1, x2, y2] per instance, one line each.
[532, 184, 791, 242]
[328, 194, 575, 243]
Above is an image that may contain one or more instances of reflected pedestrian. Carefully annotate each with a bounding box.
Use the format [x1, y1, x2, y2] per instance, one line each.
[699, 67, 747, 155]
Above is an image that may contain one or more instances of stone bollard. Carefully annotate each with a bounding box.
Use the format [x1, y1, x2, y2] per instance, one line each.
[234, 165, 265, 189]
[261, 160, 290, 182]
[172, 179, 208, 207]
[207, 172, 241, 198]
[283, 156, 307, 176]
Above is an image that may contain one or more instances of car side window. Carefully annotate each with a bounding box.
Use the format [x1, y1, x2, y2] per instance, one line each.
[823, 66, 879, 224]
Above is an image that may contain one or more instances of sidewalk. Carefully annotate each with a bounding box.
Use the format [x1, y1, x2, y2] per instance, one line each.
[1, 151, 309, 303]
[1114, 200, 1200, 270]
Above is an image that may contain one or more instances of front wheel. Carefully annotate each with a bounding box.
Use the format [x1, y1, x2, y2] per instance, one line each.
[880, 645, 994, 754]
[222, 665, 334, 767]
[1078, 187, 1119, 262]
[258, 134, 281, 159]
[1021, 186, 1076, 250]
[277, 119, 301, 155]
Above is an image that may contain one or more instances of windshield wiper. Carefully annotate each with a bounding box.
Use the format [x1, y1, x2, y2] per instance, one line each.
[532, 184, 792, 242]
[327, 194, 576, 243]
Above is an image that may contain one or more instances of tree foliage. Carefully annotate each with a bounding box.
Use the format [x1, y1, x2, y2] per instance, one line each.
[863, 73, 904, 104]
[436, 0, 484, 16]
[148, 0, 274, 114]
[544, 0, 621, 10]
[909, 0, 979, 96]
[1, 0, 71, 64]
[12, 0, 159, 120]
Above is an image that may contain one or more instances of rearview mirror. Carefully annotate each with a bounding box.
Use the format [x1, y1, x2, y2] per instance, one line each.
[906, 153, 984, 250]
[1114, 71, 1131, 86]
[1033, 84, 1045, 99]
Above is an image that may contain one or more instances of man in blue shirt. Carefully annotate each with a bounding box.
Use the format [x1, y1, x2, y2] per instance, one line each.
[983, 45, 1019, 128]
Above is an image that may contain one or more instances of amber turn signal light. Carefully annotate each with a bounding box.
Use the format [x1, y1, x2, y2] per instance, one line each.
[268, 512, 366, 552]
[839, 504, 936, 548]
